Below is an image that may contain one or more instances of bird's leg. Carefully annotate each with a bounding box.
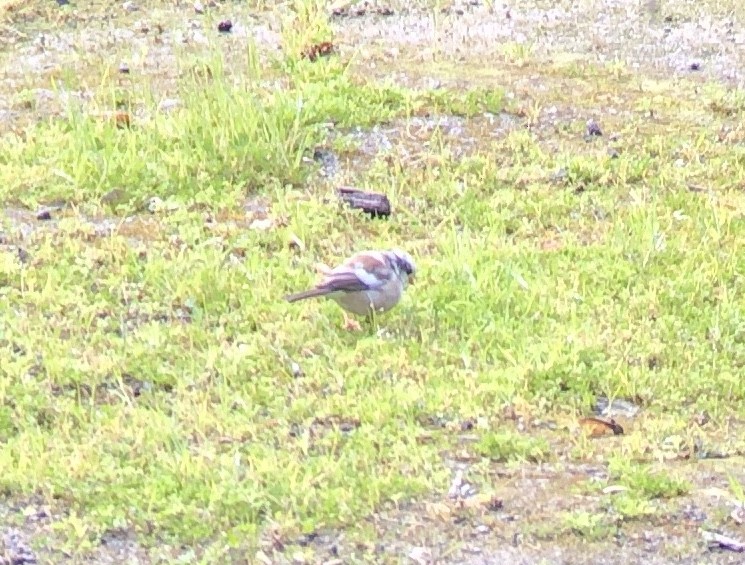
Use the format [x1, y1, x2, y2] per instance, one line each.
[365, 308, 381, 335]
[342, 312, 363, 332]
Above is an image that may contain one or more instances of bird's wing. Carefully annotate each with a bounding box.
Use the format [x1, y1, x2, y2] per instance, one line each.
[301, 251, 393, 294]
[340, 252, 395, 286]
[317, 266, 387, 293]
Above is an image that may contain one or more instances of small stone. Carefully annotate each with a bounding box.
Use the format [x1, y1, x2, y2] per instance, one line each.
[593, 397, 640, 418]
[17, 248, 30, 264]
[57, 0, 69, 5]
[119, 63, 130, 74]
[194, 1, 204, 13]
[189, 30, 208, 44]
[2, 529, 36, 565]
[608, 148, 620, 159]
[290, 361, 303, 378]
[122, 1, 139, 12]
[311, 148, 340, 178]
[448, 470, 464, 499]
[147, 196, 164, 213]
[408, 547, 432, 565]
[586, 118, 602, 136]
[217, 20, 233, 33]
[550, 168, 568, 183]
[288, 233, 305, 252]
[35, 208, 53, 220]
[460, 483, 476, 497]
[101, 188, 128, 206]
[158, 98, 181, 112]
[689, 62, 701, 71]
[255, 551, 273, 565]
[460, 419, 475, 431]
[249, 218, 273, 231]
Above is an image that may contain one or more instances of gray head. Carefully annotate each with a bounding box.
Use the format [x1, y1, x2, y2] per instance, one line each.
[388, 248, 416, 283]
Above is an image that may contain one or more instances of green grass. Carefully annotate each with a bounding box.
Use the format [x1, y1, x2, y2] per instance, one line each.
[2, 0, 745, 561]
[608, 459, 691, 499]
[561, 510, 615, 541]
[476, 431, 550, 462]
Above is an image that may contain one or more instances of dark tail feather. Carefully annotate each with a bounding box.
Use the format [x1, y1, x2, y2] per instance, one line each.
[285, 287, 330, 303]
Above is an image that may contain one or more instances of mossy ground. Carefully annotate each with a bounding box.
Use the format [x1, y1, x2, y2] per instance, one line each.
[1, 1, 745, 563]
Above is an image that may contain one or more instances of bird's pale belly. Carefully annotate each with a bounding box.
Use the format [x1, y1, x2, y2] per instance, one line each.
[330, 283, 403, 316]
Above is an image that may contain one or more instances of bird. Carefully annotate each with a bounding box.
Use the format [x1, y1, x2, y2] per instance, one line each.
[285, 248, 416, 328]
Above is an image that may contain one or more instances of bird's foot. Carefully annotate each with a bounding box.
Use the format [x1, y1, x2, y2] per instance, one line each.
[342, 314, 363, 332]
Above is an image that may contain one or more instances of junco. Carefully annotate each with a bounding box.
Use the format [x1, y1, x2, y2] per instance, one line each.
[285, 248, 416, 325]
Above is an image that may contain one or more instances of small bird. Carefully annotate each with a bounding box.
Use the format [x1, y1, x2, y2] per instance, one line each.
[285, 248, 416, 327]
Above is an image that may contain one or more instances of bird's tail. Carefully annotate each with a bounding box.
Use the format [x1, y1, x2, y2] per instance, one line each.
[284, 287, 330, 303]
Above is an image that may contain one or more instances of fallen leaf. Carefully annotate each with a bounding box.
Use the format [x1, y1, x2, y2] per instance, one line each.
[425, 501, 452, 521]
[113, 111, 131, 128]
[702, 530, 745, 552]
[579, 416, 624, 438]
[465, 493, 503, 512]
[602, 485, 629, 495]
[301, 41, 335, 62]
[337, 186, 392, 218]
[92, 110, 131, 128]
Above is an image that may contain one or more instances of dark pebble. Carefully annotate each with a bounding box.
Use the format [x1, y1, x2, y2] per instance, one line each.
[2, 529, 37, 564]
[17, 248, 30, 264]
[586, 119, 603, 137]
[460, 419, 475, 431]
[550, 168, 568, 183]
[217, 20, 233, 33]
